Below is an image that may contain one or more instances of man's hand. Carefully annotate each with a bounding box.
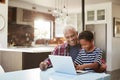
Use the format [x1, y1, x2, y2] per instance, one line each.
[39, 62, 48, 71]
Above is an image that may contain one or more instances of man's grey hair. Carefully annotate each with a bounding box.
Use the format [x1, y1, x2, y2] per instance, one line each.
[63, 25, 77, 34]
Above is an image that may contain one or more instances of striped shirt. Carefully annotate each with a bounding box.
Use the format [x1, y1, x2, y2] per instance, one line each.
[74, 48, 102, 71]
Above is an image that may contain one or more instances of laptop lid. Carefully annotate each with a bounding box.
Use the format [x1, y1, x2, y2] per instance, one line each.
[49, 55, 77, 75]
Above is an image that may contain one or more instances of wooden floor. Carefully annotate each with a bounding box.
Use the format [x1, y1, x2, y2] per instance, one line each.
[107, 69, 120, 80]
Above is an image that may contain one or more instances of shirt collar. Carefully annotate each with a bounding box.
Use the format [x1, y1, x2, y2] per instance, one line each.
[65, 43, 81, 52]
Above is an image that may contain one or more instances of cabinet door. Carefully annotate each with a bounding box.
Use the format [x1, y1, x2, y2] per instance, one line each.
[97, 9, 105, 20]
[87, 10, 95, 21]
[8, 7, 17, 23]
[22, 52, 51, 70]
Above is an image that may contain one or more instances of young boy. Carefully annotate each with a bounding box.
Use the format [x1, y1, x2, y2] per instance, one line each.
[74, 31, 106, 72]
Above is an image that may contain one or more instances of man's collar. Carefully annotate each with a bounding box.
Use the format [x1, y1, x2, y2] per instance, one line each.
[64, 43, 69, 48]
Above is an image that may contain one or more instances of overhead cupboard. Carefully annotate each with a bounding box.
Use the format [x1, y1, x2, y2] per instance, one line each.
[85, 9, 106, 24]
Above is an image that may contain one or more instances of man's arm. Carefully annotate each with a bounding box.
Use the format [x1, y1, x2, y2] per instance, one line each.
[39, 46, 59, 70]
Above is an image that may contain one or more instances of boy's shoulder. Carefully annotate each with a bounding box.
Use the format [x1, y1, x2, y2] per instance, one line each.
[94, 48, 103, 54]
[79, 48, 103, 53]
[94, 48, 103, 51]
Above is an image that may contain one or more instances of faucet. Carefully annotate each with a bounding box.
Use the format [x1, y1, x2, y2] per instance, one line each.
[45, 39, 49, 46]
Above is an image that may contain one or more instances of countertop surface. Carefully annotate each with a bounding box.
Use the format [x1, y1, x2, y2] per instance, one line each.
[0, 46, 55, 53]
[0, 68, 110, 80]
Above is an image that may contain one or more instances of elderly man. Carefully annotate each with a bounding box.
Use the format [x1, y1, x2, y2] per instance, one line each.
[39, 26, 81, 71]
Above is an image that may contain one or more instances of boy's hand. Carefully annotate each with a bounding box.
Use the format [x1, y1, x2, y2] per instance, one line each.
[75, 65, 84, 70]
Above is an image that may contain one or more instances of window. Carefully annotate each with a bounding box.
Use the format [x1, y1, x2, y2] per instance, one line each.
[34, 19, 53, 40]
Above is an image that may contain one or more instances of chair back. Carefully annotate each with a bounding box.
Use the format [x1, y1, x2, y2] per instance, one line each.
[0, 65, 5, 73]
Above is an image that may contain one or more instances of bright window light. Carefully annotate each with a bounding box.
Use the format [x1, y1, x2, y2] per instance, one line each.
[34, 19, 51, 40]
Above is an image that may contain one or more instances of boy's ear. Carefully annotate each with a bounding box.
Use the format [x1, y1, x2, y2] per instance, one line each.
[91, 39, 94, 42]
[76, 31, 78, 35]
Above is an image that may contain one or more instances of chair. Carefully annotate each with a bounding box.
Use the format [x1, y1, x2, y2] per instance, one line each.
[0, 65, 5, 73]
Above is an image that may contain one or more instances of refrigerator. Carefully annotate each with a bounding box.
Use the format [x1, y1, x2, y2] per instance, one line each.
[85, 24, 107, 60]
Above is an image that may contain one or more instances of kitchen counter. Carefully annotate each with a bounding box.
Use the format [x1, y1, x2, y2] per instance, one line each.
[0, 46, 56, 71]
[0, 46, 55, 53]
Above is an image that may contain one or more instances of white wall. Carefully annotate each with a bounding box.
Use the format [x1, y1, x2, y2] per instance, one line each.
[55, 14, 78, 37]
[106, 2, 113, 71]
[0, 0, 8, 68]
[111, 3, 120, 71]
[0, 52, 1, 65]
[0, 1, 8, 48]
[0, 0, 22, 72]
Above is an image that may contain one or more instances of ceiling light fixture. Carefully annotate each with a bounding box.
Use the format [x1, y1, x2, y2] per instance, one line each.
[52, 0, 69, 24]
[52, 0, 68, 18]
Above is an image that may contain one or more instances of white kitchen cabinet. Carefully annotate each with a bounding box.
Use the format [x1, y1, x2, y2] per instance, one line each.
[85, 9, 106, 24]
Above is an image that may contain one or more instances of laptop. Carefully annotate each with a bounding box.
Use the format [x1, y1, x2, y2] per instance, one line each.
[49, 55, 88, 75]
